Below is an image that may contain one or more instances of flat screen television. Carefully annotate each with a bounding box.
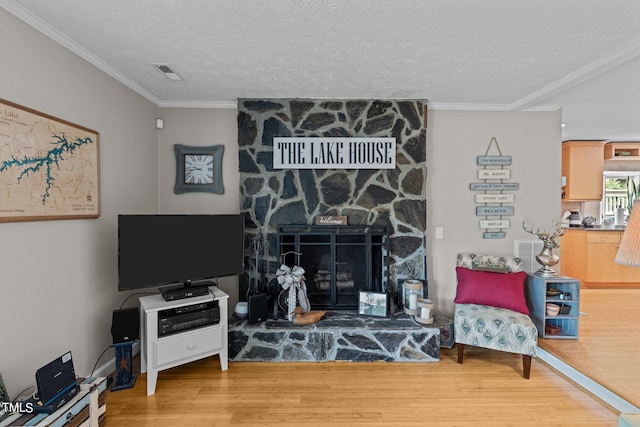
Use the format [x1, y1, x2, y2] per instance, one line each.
[118, 214, 244, 292]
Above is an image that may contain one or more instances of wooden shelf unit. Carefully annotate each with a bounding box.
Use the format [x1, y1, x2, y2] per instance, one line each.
[526, 274, 580, 339]
[139, 287, 228, 396]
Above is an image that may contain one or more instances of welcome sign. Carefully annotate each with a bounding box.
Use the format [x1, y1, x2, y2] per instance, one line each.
[273, 137, 396, 169]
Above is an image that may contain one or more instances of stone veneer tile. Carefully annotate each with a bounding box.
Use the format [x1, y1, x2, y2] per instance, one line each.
[238, 99, 429, 296]
[228, 311, 439, 363]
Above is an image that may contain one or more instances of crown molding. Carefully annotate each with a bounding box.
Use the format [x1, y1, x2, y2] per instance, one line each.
[157, 100, 238, 109]
[520, 104, 563, 112]
[511, 38, 640, 111]
[427, 102, 561, 113]
[427, 103, 512, 111]
[1, 0, 161, 105]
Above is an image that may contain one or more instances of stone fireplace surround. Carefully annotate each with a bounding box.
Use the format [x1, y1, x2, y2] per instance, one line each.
[236, 99, 431, 362]
[238, 98, 428, 291]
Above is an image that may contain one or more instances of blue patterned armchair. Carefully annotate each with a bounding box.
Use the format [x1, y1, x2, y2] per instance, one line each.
[454, 253, 538, 379]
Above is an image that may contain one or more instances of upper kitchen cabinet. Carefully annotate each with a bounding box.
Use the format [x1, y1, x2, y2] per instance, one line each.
[562, 141, 604, 201]
[604, 142, 640, 160]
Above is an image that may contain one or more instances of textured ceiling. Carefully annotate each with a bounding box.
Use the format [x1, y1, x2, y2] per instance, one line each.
[2, 0, 640, 140]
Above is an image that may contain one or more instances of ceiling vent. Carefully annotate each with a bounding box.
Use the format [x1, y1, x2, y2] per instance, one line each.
[152, 63, 182, 81]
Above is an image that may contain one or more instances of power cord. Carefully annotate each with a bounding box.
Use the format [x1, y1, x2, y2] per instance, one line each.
[89, 345, 112, 378]
[90, 340, 141, 378]
[119, 292, 154, 309]
[10, 385, 35, 404]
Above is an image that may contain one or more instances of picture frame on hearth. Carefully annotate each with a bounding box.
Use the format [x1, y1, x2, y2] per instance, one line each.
[358, 291, 387, 317]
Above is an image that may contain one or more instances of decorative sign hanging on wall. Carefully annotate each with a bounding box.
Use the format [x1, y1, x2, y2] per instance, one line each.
[470, 137, 519, 239]
[273, 137, 396, 169]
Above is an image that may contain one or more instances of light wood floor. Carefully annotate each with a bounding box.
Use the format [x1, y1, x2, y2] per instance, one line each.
[538, 288, 640, 409]
[105, 348, 619, 426]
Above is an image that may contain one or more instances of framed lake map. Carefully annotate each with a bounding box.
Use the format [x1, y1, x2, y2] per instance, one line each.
[0, 98, 100, 222]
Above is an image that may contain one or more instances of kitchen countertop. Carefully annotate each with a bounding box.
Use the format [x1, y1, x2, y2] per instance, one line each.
[565, 225, 626, 231]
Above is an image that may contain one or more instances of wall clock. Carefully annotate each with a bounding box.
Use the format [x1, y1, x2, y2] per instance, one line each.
[174, 144, 224, 194]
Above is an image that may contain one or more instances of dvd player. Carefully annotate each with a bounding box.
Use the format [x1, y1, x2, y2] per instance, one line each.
[162, 285, 210, 301]
[158, 300, 220, 336]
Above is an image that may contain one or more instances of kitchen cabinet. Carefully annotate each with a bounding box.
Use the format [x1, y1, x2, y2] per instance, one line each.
[604, 142, 640, 160]
[586, 232, 622, 282]
[620, 263, 640, 282]
[559, 228, 587, 279]
[561, 141, 604, 201]
[560, 229, 640, 286]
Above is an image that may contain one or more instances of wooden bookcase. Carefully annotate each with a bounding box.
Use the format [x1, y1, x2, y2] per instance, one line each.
[526, 274, 580, 339]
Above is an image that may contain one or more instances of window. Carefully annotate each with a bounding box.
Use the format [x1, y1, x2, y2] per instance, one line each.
[602, 172, 640, 222]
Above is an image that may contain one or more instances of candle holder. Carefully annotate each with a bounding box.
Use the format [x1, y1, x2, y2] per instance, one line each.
[403, 279, 423, 315]
[415, 298, 435, 324]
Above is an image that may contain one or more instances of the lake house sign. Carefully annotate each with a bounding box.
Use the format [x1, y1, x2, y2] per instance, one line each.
[273, 137, 396, 169]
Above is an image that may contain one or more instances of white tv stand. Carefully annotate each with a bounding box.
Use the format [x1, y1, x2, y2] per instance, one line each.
[139, 287, 228, 395]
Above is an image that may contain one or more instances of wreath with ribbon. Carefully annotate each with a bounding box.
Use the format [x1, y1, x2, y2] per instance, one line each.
[275, 264, 311, 320]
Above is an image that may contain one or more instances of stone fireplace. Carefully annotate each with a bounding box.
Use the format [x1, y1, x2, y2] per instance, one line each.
[238, 98, 427, 309]
[277, 224, 389, 310]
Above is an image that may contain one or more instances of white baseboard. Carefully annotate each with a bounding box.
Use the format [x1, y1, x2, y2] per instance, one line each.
[92, 341, 140, 379]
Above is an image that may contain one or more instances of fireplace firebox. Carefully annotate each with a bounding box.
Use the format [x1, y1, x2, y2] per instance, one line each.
[276, 225, 390, 310]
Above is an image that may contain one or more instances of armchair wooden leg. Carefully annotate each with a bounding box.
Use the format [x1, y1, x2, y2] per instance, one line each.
[457, 343, 465, 364]
[522, 355, 532, 379]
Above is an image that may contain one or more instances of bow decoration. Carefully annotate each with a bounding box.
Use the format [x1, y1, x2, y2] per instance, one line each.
[276, 264, 310, 320]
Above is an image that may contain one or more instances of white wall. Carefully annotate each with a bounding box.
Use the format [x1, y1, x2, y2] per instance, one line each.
[157, 107, 241, 307]
[426, 109, 562, 315]
[0, 10, 158, 396]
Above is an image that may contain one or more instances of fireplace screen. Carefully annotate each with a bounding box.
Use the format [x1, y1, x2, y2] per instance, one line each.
[277, 225, 389, 310]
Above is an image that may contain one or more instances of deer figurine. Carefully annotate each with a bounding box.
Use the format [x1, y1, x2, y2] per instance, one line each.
[522, 221, 566, 277]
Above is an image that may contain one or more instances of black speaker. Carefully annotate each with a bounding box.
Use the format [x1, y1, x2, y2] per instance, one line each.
[248, 293, 268, 324]
[111, 307, 140, 343]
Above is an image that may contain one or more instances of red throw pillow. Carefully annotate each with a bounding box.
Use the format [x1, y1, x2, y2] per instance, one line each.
[454, 267, 529, 314]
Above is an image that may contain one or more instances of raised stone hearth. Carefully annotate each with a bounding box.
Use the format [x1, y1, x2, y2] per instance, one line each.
[228, 311, 440, 362]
